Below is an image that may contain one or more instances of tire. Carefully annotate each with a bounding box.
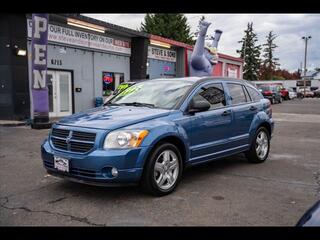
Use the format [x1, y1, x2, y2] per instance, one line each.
[141, 142, 183, 196]
[245, 127, 270, 163]
[270, 98, 275, 104]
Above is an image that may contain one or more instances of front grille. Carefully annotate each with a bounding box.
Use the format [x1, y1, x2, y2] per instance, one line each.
[50, 128, 96, 153]
[70, 141, 94, 153]
[52, 128, 69, 138]
[72, 131, 96, 142]
[51, 138, 68, 150]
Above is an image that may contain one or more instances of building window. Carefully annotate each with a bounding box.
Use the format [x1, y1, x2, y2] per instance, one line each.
[103, 72, 115, 96]
[102, 72, 124, 96]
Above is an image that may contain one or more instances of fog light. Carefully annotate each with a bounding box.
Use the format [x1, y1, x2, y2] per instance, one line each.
[111, 167, 118, 177]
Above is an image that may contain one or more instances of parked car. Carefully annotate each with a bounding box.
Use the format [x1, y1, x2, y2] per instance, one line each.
[288, 88, 297, 100]
[305, 90, 314, 98]
[280, 87, 289, 100]
[296, 200, 320, 226]
[313, 88, 320, 98]
[41, 77, 274, 196]
[297, 87, 314, 98]
[259, 85, 282, 104]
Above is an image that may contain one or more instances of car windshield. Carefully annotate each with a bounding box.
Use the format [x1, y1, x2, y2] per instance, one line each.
[106, 80, 193, 109]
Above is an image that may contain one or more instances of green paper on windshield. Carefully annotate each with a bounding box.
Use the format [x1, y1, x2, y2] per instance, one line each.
[118, 85, 141, 97]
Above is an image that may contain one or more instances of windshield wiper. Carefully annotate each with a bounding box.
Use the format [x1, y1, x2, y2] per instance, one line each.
[103, 102, 122, 106]
[121, 102, 156, 108]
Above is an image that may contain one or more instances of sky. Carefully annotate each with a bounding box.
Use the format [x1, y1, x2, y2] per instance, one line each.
[83, 14, 320, 72]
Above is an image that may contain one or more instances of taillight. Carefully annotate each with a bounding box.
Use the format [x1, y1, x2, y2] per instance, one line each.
[265, 100, 272, 118]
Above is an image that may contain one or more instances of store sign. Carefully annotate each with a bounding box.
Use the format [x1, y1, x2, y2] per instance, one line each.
[31, 13, 49, 119]
[148, 46, 176, 62]
[27, 19, 131, 55]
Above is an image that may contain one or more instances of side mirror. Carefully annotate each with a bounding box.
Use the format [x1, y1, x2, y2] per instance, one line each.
[188, 100, 210, 114]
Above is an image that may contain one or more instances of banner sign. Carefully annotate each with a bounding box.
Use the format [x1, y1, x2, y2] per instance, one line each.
[227, 68, 238, 78]
[148, 46, 176, 62]
[31, 14, 49, 119]
[27, 19, 131, 55]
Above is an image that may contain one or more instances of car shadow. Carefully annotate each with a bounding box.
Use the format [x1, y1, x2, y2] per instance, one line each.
[53, 153, 248, 200]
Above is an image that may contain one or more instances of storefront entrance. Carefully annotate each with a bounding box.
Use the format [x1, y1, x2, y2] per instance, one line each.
[46, 70, 73, 117]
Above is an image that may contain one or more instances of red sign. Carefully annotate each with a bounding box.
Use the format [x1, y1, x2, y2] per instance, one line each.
[164, 66, 170, 72]
[114, 39, 130, 48]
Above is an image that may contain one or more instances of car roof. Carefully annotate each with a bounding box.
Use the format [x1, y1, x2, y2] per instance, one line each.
[148, 76, 252, 85]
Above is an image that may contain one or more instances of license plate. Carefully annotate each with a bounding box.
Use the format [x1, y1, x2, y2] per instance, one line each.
[54, 156, 69, 172]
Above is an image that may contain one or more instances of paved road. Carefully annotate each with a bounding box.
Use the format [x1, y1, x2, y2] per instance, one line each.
[1, 98, 319, 226]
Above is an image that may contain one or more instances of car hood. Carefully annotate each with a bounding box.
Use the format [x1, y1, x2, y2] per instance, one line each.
[57, 106, 171, 130]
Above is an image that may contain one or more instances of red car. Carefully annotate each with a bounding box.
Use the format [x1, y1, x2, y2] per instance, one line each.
[280, 88, 289, 100]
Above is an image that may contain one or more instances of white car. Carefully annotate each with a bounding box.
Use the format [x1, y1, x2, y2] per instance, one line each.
[288, 88, 297, 99]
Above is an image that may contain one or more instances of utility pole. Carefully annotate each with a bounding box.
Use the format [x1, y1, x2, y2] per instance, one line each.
[302, 35, 312, 97]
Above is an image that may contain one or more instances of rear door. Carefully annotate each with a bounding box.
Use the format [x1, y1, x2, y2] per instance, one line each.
[226, 82, 257, 148]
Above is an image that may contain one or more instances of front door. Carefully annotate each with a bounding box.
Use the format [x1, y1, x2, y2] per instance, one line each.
[47, 70, 72, 117]
[187, 82, 233, 163]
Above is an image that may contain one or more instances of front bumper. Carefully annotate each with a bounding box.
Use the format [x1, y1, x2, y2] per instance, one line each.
[41, 139, 148, 186]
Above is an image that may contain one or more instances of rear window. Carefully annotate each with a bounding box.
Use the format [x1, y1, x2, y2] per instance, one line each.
[259, 85, 271, 91]
[246, 86, 263, 102]
[227, 83, 248, 105]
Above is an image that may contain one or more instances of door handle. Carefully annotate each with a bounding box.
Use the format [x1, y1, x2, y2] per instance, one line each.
[249, 106, 257, 111]
[221, 110, 231, 116]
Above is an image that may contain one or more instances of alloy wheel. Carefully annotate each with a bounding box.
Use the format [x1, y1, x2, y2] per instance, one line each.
[255, 131, 269, 160]
[154, 150, 179, 190]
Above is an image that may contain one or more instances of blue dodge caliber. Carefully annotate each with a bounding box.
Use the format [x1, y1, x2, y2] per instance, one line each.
[42, 77, 274, 196]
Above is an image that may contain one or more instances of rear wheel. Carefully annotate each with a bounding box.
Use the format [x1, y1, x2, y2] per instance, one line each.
[270, 98, 275, 104]
[245, 127, 270, 163]
[279, 97, 283, 103]
[141, 143, 182, 196]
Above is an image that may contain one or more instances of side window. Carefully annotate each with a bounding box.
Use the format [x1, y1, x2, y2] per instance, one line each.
[246, 86, 263, 102]
[227, 83, 248, 105]
[192, 83, 226, 110]
[243, 86, 251, 102]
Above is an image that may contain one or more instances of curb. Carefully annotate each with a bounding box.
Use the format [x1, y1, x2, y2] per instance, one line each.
[0, 122, 27, 127]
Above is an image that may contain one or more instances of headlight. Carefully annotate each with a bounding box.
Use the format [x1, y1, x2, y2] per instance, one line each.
[103, 130, 149, 149]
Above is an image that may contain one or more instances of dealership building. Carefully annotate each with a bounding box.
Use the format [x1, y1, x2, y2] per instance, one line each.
[1, 14, 243, 120]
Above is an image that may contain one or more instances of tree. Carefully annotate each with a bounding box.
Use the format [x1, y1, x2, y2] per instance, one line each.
[140, 14, 194, 45]
[260, 31, 280, 80]
[273, 69, 301, 80]
[237, 22, 262, 80]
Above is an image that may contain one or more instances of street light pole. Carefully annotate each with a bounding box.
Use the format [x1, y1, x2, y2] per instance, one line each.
[302, 35, 312, 97]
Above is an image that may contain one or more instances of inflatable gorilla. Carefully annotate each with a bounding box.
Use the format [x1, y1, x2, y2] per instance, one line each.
[189, 20, 222, 77]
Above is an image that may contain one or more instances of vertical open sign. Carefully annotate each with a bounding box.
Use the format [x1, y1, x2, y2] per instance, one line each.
[30, 14, 50, 126]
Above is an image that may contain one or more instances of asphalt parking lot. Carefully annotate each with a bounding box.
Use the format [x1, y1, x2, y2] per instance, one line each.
[1, 98, 319, 226]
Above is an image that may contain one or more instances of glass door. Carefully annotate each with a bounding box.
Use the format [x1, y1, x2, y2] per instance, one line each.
[47, 70, 72, 117]
[56, 71, 72, 116]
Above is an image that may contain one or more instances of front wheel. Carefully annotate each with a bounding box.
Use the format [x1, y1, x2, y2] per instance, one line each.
[141, 143, 183, 196]
[245, 127, 270, 163]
